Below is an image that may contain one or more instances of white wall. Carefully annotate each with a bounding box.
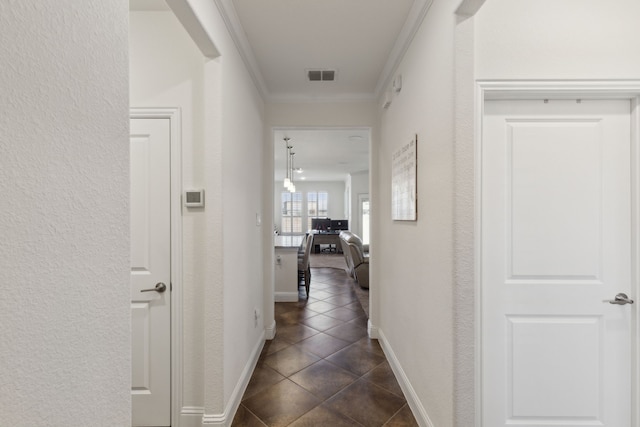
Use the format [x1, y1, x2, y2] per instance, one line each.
[376, 0, 457, 425]
[475, 0, 640, 80]
[273, 180, 346, 234]
[0, 2, 130, 425]
[130, 5, 266, 421]
[347, 171, 369, 239]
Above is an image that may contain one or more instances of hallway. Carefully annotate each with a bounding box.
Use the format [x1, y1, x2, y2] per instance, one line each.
[232, 267, 418, 426]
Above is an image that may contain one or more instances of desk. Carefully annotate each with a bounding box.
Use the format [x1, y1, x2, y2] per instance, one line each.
[274, 235, 304, 302]
[311, 230, 342, 254]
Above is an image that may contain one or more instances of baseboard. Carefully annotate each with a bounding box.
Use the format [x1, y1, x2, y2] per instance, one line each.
[367, 319, 379, 339]
[378, 329, 434, 427]
[201, 331, 265, 426]
[274, 291, 298, 302]
[180, 406, 204, 427]
[265, 319, 276, 340]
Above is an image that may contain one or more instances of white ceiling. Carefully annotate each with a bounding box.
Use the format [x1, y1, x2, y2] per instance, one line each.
[274, 129, 370, 182]
[130, 0, 432, 181]
[232, 0, 415, 101]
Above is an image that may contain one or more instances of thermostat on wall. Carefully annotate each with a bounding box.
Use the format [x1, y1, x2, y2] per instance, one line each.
[184, 189, 204, 207]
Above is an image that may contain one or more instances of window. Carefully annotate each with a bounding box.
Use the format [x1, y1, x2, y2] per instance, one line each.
[307, 191, 328, 230]
[281, 192, 302, 234]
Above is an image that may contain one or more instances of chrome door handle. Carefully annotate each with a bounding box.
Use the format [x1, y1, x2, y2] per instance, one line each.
[603, 293, 634, 305]
[141, 282, 167, 293]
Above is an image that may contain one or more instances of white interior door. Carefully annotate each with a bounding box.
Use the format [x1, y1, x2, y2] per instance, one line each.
[482, 99, 634, 426]
[130, 117, 171, 426]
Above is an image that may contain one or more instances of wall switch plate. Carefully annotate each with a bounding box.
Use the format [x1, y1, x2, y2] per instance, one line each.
[184, 189, 204, 207]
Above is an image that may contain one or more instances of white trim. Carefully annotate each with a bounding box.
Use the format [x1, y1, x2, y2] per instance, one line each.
[632, 96, 640, 427]
[130, 107, 184, 427]
[374, 0, 434, 98]
[212, 0, 432, 102]
[265, 319, 276, 340]
[475, 80, 640, 426]
[211, 0, 268, 98]
[378, 329, 434, 427]
[274, 292, 299, 302]
[179, 406, 204, 427]
[164, 0, 219, 58]
[367, 319, 379, 339]
[201, 333, 266, 426]
[267, 92, 377, 103]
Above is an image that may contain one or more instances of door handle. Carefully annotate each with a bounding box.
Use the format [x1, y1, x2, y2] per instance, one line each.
[603, 293, 634, 305]
[140, 282, 167, 293]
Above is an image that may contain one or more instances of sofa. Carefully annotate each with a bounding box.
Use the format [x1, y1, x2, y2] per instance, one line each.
[339, 231, 369, 289]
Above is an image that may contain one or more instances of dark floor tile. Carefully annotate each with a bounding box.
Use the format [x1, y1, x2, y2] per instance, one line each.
[300, 313, 344, 332]
[231, 404, 268, 427]
[290, 360, 358, 399]
[324, 307, 364, 322]
[274, 302, 299, 316]
[324, 321, 368, 343]
[352, 337, 385, 358]
[260, 336, 292, 357]
[263, 345, 321, 377]
[306, 300, 339, 314]
[325, 379, 406, 427]
[242, 379, 321, 427]
[295, 332, 352, 358]
[307, 289, 334, 300]
[383, 404, 419, 427]
[276, 323, 319, 344]
[343, 301, 364, 312]
[288, 405, 363, 427]
[242, 362, 285, 401]
[325, 343, 386, 376]
[323, 293, 357, 306]
[276, 309, 313, 326]
[362, 361, 404, 398]
[308, 282, 332, 291]
[346, 315, 368, 329]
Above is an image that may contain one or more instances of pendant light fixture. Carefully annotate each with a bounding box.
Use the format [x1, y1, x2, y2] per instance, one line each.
[283, 137, 296, 192]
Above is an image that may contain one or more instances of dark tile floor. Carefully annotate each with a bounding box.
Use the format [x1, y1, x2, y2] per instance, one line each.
[232, 267, 419, 427]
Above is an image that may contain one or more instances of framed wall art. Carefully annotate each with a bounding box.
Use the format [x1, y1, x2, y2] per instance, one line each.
[391, 134, 417, 221]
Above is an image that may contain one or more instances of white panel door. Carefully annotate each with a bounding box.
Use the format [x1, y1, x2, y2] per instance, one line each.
[482, 99, 634, 426]
[130, 117, 171, 426]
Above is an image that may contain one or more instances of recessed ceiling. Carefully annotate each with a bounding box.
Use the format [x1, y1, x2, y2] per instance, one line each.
[232, 0, 420, 101]
[274, 129, 369, 182]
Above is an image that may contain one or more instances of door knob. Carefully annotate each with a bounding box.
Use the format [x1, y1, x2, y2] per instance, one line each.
[603, 293, 634, 305]
[140, 282, 167, 293]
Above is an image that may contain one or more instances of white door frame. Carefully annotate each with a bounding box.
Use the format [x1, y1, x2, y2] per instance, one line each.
[475, 81, 640, 426]
[130, 107, 183, 427]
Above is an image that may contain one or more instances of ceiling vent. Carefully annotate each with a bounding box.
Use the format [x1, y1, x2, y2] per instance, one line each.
[307, 69, 336, 82]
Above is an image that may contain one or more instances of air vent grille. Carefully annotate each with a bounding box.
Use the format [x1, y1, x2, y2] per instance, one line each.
[306, 69, 336, 82]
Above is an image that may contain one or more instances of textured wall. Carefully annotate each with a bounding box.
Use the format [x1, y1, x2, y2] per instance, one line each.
[376, 0, 457, 425]
[0, 1, 130, 426]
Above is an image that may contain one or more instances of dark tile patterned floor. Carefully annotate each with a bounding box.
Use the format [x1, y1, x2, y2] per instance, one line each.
[232, 267, 418, 427]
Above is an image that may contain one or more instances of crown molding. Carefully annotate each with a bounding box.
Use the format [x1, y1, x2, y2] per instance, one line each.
[212, 0, 269, 99]
[374, 0, 434, 98]
[214, 0, 433, 103]
[267, 92, 377, 104]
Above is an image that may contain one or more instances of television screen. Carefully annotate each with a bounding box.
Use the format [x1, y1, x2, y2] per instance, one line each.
[311, 218, 331, 231]
[331, 219, 348, 230]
